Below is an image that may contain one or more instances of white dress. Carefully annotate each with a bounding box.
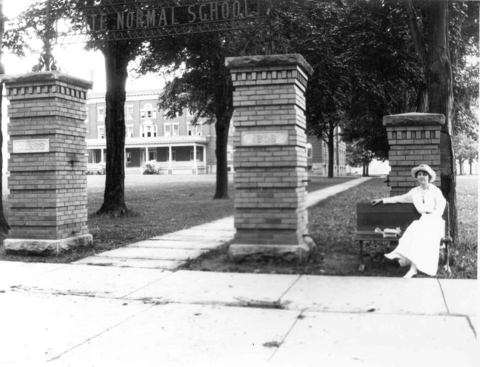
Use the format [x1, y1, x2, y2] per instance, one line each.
[383, 184, 446, 276]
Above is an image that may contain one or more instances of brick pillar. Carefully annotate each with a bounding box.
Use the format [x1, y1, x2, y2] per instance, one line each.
[225, 54, 315, 262]
[3, 72, 93, 255]
[383, 112, 444, 196]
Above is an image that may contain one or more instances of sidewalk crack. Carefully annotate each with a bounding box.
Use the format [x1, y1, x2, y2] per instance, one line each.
[466, 316, 477, 339]
[47, 303, 157, 363]
[277, 274, 302, 303]
[267, 310, 305, 363]
[436, 277, 450, 314]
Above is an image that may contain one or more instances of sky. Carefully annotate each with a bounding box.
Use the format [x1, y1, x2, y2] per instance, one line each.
[2, 0, 167, 92]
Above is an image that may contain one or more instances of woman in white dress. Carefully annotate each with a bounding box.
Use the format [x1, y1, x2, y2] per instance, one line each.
[371, 164, 446, 278]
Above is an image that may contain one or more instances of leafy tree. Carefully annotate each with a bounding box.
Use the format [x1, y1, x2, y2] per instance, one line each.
[449, 1, 479, 139]
[301, 2, 350, 178]
[9, 0, 147, 216]
[340, 0, 422, 159]
[346, 141, 375, 177]
[453, 132, 478, 175]
[297, 0, 422, 176]
[135, 31, 234, 199]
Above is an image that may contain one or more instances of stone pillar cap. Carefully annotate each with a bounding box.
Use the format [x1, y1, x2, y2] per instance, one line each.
[1, 71, 93, 89]
[225, 54, 314, 77]
[383, 112, 445, 127]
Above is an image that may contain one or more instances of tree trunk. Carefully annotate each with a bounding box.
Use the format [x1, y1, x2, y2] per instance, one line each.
[327, 124, 334, 178]
[0, 2, 10, 234]
[458, 159, 464, 175]
[0, 83, 10, 234]
[469, 159, 473, 175]
[427, 3, 457, 242]
[213, 112, 230, 199]
[97, 43, 130, 216]
[335, 134, 340, 176]
[405, 0, 458, 242]
[415, 83, 429, 112]
[212, 65, 233, 200]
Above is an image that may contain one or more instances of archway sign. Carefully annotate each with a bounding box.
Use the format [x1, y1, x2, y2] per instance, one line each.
[50, 0, 271, 44]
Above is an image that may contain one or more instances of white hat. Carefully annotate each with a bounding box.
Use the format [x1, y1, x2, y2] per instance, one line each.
[411, 164, 436, 182]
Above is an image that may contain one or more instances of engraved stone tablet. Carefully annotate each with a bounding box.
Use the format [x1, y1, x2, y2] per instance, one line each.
[241, 131, 288, 146]
[13, 139, 50, 153]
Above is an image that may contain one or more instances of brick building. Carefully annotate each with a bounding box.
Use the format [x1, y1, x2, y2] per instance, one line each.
[306, 126, 347, 176]
[86, 89, 234, 174]
[85, 89, 347, 175]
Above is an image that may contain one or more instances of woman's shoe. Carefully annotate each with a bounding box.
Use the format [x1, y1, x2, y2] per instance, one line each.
[403, 267, 418, 278]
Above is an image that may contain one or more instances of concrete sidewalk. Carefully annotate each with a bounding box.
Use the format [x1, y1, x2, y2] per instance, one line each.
[0, 176, 477, 365]
[74, 176, 374, 270]
[0, 262, 477, 366]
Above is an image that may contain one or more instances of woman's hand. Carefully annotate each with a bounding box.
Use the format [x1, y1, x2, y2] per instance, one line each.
[371, 199, 383, 206]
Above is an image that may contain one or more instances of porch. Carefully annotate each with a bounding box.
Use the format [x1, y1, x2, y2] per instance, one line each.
[87, 136, 208, 175]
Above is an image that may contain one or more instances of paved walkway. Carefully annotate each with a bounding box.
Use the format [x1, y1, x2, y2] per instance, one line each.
[74, 177, 373, 270]
[0, 176, 477, 366]
[0, 263, 477, 366]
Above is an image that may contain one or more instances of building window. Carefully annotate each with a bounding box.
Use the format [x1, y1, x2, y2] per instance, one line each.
[188, 123, 203, 136]
[126, 152, 131, 164]
[227, 145, 234, 161]
[97, 126, 105, 139]
[141, 103, 157, 119]
[97, 106, 105, 121]
[126, 105, 134, 120]
[164, 122, 179, 137]
[127, 125, 134, 138]
[141, 121, 157, 137]
[306, 143, 313, 159]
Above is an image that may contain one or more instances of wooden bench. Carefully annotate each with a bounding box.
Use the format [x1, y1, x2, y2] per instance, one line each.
[355, 202, 452, 273]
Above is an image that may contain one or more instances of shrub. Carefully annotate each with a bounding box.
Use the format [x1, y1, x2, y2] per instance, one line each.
[143, 161, 164, 175]
[86, 163, 105, 175]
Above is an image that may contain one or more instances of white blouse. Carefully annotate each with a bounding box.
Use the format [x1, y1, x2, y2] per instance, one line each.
[383, 184, 446, 217]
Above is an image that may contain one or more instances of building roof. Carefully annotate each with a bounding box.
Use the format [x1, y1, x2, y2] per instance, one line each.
[87, 88, 162, 101]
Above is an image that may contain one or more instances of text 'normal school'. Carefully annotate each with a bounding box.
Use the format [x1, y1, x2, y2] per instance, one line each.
[81, 0, 255, 32]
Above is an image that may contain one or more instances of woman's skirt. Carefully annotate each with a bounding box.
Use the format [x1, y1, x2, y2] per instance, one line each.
[385, 215, 445, 276]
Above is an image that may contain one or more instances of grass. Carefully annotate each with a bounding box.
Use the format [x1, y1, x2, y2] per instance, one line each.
[0, 174, 356, 264]
[183, 176, 477, 279]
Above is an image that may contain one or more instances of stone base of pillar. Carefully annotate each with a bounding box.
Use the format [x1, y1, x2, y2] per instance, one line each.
[4, 234, 93, 256]
[229, 239, 316, 264]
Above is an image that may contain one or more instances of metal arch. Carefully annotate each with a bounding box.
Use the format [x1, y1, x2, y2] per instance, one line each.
[44, 0, 273, 44]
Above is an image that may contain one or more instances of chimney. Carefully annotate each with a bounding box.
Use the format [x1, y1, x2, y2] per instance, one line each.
[89, 69, 96, 88]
